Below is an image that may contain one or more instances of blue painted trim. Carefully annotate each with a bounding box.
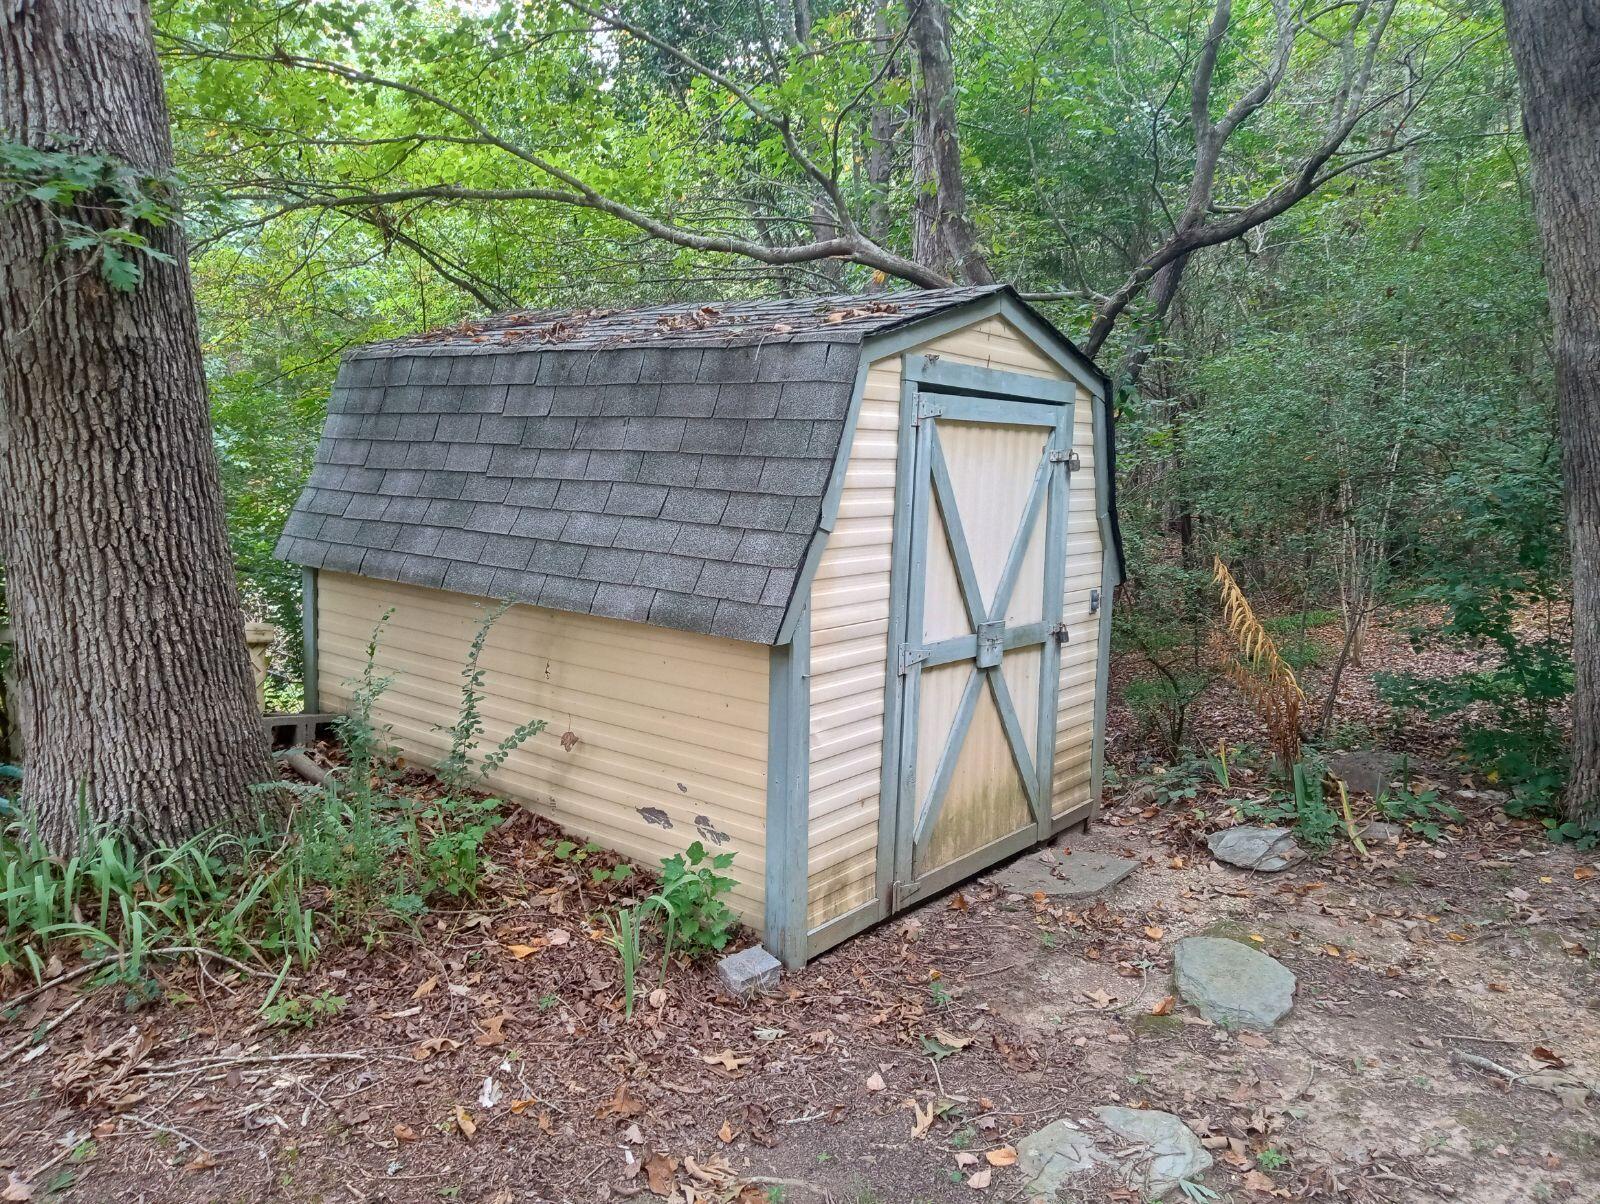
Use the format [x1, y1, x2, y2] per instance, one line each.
[926, 429, 989, 628]
[302, 567, 320, 713]
[1038, 403, 1074, 829]
[762, 607, 811, 969]
[905, 355, 1076, 403]
[928, 392, 1069, 427]
[988, 458, 1051, 621]
[890, 395, 936, 892]
[911, 665, 983, 845]
[986, 668, 1041, 817]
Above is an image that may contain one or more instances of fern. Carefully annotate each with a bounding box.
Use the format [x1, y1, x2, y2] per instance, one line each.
[1213, 556, 1306, 766]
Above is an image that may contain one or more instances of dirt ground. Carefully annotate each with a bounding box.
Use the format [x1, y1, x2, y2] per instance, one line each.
[2, 624, 1598, 1204]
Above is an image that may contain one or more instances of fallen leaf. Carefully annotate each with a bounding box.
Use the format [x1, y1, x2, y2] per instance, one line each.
[547, 928, 571, 946]
[1149, 996, 1176, 1016]
[648, 988, 668, 1009]
[865, 1071, 886, 1092]
[412, 975, 439, 1000]
[454, 1105, 477, 1140]
[393, 1123, 420, 1142]
[967, 1168, 992, 1190]
[1533, 1046, 1568, 1069]
[475, 1012, 511, 1047]
[1143, 925, 1165, 941]
[955, 1152, 979, 1168]
[184, 1151, 219, 1172]
[509, 1098, 538, 1115]
[717, 1121, 735, 1144]
[505, 942, 544, 959]
[985, 1146, 1017, 1167]
[1081, 988, 1116, 1010]
[1243, 1169, 1277, 1194]
[597, 1081, 646, 1119]
[703, 1049, 752, 1071]
[644, 1153, 677, 1196]
[932, 1028, 974, 1049]
[1, 1176, 32, 1202]
[907, 1097, 935, 1138]
[413, 1036, 461, 1061]
[1576, 866, 1596, 881]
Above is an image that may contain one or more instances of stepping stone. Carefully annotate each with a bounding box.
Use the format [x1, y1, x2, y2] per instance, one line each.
[1327, 748, 1401, 795]
[995, 850, 1137, 899]
[1173, 936, 1296, 1031]
[1093, 1106, 1213, 1195]
[1016, 1118, 1106, 1197]
[1207, 826, 1302, 872]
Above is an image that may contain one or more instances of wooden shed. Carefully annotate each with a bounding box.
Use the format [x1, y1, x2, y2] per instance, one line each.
[278, 285, 1124, 966]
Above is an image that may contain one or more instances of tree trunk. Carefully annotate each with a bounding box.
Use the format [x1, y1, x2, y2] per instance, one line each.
[904, 0, 993, 284]
[1501, 0, 1600, 826]
[0, 0, 274, 848]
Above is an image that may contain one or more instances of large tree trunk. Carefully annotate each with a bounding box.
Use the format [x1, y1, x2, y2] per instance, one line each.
[1501, 0, 1600, 827]
[904, 0, 993, 284]
[0, 0, 274, 848]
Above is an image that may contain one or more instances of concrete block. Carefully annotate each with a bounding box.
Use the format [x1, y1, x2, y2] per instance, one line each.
[718, 946, 783, 999]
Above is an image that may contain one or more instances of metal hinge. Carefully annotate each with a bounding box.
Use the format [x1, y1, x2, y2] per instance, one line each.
[889, 879, 923, 910]
[898, 643, 929, 675]
[914, 395, 944, 424]
[1049, 448, 1081, 470]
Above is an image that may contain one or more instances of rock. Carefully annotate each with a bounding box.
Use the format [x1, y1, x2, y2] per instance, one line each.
[1093, 1107, 1213, 1194]
[1016, 1118, 1106, 1196]
[996, 850, 1138, 899]
[716, 946, 782, 998]
[1327, 749, 1401, 796]
[1173, 936, 1297, 1031]
[1358, 819, 1403, 843]
[1207, 826, 1301, 872]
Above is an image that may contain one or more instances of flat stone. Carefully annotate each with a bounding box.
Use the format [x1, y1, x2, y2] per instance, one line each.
[716, 946, 782, 999]
[1327, 749, 1401, 796]
[1094, 1107, 1213, 1195]
[1207, 826, 1302, 872]
[995, 850, 1138, 899]
[1173, 936, 1297, 1031]
[1358, 819, 1403, 843]
[1016, 1118, 1106, 1197]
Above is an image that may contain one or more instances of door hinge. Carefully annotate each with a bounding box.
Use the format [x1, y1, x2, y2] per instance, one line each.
[1049, 448, 1081, 470]
[890, 879, 923, 910]
[898, 643, 929, 675]
[914, 395, 944, 424]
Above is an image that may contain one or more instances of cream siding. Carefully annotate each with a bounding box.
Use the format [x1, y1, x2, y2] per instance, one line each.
[316, 571, 771, 922]
[804, 314, 1107, 934]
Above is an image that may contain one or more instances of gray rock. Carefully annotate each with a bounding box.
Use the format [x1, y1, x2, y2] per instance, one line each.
[996, 850, 1138, 899]
[1207, 826, 1301, 872]
[1093, 1107, 1213, 1195]
[716, 945, 782, 998]
[1173, 936, 1296, 1031]
[1327, 749, 1400, 796]
[1016, 1118, 1106, 1196]
[1358, 819, 1403, 843]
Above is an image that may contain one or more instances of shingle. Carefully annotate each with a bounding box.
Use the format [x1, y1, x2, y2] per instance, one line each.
[720, 494, 794, 531]
[640, 347, 704, 383]
[342, 467, 386, 493]
[488, 567, 546, 600]
[582, 546, 643, 585]
[742, 420, 813, 456]
[536, 354, 591, 387]
[283, 510, 323, 538]
[505, 384, 554, 416]
[462, 385, 510, 414]
[448, 355, 500, 386]
[478, 415, 526, 444]
[383, 497, 433, 524]
[385, 385, 425, 414]
[621, 417, 685, 452]
[391, 526, 444, 556]
[365, 442, 410, 469]
[779, 379, 848, 419]
[563, 512, 623, 546]
[757, 458, 831, 495]
[407, 358, 452, 385]
[404, 442, 450, 469]
[635, 554, 704, 593]
[604, 482, 669, 517]
[488, 446, 541, 476]
[822, 342, 862, 382]
[590, 584, 654, 622]
[599, 383, 662, 417]
[788, 499, 823, 533]
[682, 419, 745, 454]
[555, 479, 612, 510]
[535, 448, 592, 479]
[424, 499, 475, 527]
[758, 341, 830, 380]
[491, 352, 541, 385]
[714, 383, 782, 419]
[586, 349, 644, 385]
[506, 478, 559, 507]
[466, 503, 517, 535]
[439, 531, 487, 562]
[735, 530, 809, 567]
[655, 384, 720, 417]
[702, 346, 764, 385]
[635, 454, 701, 487]
[444, 444, 493, 473]
[760, 567, 799, 607]
[521, 418, 579, 449]
[359, 549, 409, 581]
[808, 420, 845, 456]
[321, 544, 365, 573]
[575, 416, 628, 449]
[695, 561, 769, 603]
[538, 575, 600, 612]
[480, 533, 533, 570]
[420, 385, 470, 414]
[444, 560, 498, 598]
[648, 591, 717, 635]
[408, 556, 451, 590]
[415, 470, 466, 499]
[660, 489, 728, 525]
[436, 414, 482, 442]
[672, 525, 739, 560]
[460, 475, 513, 504]
[585, 450, 645, 481]
[344, 494, 391, 520]
[612, 517, 682, 551]
[696, 456, 765, 490]
[712, 599, 781, 643]
[551, 387, 605, 417]
[529, 540, 587, 576]
[509, 509, 569, 540]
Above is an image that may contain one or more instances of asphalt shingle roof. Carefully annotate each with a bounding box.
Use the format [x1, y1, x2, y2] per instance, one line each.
[277, 285, 1061, 643]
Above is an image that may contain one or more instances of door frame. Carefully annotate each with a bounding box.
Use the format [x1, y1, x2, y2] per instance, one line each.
[877, 355, 1076, 915]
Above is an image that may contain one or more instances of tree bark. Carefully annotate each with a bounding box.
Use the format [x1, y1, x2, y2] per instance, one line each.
[1502, 0, 1600, 826]
[1, 0, 274, 848]
[904, 0, 993, 284]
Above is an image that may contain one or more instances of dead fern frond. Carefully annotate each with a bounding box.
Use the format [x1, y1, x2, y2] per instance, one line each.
[1213, 556, 1305, 765]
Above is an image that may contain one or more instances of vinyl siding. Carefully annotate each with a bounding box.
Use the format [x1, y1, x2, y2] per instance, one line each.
[316, 571, 770, 922]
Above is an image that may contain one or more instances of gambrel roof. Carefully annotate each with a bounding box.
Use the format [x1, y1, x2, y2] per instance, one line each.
[277, 285, 1113, 644]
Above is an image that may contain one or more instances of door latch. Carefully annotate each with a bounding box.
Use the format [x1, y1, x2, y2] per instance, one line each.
[1052, 622, 1070, 645]
[1049, 449, 1081, 470]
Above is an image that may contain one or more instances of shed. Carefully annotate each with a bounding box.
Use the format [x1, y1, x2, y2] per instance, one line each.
[277, 284, 1124, 966]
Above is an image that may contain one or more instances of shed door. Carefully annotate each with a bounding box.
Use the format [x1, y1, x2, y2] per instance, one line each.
[888, 387, 1074, 909]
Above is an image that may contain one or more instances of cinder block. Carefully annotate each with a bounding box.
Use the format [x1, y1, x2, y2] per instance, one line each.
[717, 946, 783, 999]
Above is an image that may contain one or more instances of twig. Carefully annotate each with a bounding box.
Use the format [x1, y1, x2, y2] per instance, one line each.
[0, 995, 88, 1063]
[132, 1051, 382, 1079]
[1, 960, 101, 1009]
[125, 1113, 221, 1158]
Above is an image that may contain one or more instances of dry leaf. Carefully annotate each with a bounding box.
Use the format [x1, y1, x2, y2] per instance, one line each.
[1081, 988, 1116, 1010]
[967, 1168, 992, 1190]
[932, 1028, 974, 1049]
[454, 1105, 477, 1140]
[955, 1152, 979, 1168]
[703, 1049, 752, 1071]
[506, 942, 544, 959]
[1243, 1169, 1278, 1194]
[1575, 866, 1596, 881]
[509, 1097, 538, 1115]
[0, 1176, 32, 1203]
[1149, 996, 1176, 1016]
[1143, 925, 1165, 941]
[717, 1120, 735, 1143]
[643, 1153, 677, 1197]
[547, 928, 571, 945]
[413, 1036, 461, 1061]
[865, 1071, 886, 1092]
[985, 1146, 1017, 1167]
[907, 1098, 935, 1138]
[597, 1081, 646, 1119]
[475, 1012, 510, 1047]
[412, 975, 439, 1000]
[648, 988, 668, 1009]
[393, 1123, 420, 1142]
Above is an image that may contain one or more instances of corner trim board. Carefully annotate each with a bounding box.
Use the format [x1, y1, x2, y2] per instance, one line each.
[302, 567, 320, 714]
[763, 606, 811, 969]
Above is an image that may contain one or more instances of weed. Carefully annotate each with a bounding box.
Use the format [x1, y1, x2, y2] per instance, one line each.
[1255, 1147, 1288, 1171]
[262, 989, 347, 1029]
[650, 841, 737, 957]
